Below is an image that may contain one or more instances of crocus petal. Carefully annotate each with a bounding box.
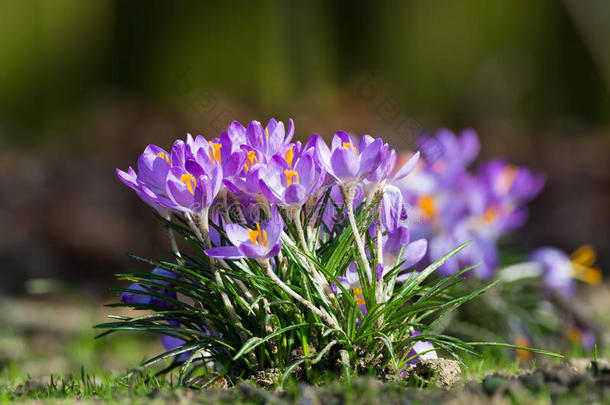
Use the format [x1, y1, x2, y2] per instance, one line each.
[285, 119, 295, 143]
[205, 246, 244, 259]
[193, 174, 214, 209]
[120, 283, 152, 305]
[393, 151, 420, 180]
[314, 135, 331, 167]
[284, 184, 307, 205]
[246, 121, 266, 152]
[330, 147, 359, 180]
[458, 128, 480, 166]
[227, 121, 246, 145]
[383, 226, 410, 266]
[402, 239, 428, 269]
[263, 242, 282, 258]
[224, 223, 253, 246]
[358, 138, 383, 177]
[166, 177, 193, 211]
[239, 243, 269, 258]
[259, 179, 282, 204]
[262, 207, 284, 245]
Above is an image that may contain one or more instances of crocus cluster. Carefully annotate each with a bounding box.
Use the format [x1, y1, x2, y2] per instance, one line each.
[117, 119, 434, 365]
[529, 244, 602, 296]
[395, 129, 546, 279]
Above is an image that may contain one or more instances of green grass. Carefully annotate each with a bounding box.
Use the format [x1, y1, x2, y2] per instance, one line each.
[1, 295, 605, 404]
[0, 363, 603, 405]
[0, 335, 601, 404]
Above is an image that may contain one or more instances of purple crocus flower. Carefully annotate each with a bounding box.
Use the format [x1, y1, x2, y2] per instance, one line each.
[204, 207, 284, 260]
[382, 226, 427, 282]
[243, 119, 294, 159]
[116, 145, 180, 214]
[161, 335, 191, 361]
[530, 248, 575, 296]
[416, 128, 479, 182]
[479, 159, 545, 204]
[404, 331, 438, 365]
[530, 246, 601, 297]
[334, 262, 375, 319]
[259, 151, 324, 208]
[165, 146, 223, 214]
[119, 267, 179, 307]
[396, 128, 546, 278]
[315, 131, 384, 187]
[186, 132, 246, 181]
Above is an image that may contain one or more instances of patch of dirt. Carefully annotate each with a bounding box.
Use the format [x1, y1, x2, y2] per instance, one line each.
[403, 358, 462, 388]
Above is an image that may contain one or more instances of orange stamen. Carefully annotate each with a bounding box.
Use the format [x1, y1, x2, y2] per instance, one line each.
[342, 142, 358, 155]
[498, 165, 518, 194]
[571, 245, 602, 285]
[247, 228, 259, 245]
[418, 195, 437, 218]
[245, 151, 258, 172]
[353, 287, 366, 305]
[246, 223, 268, 246]
[208, 142, 222, 165]
[286, 147, 294, 167]
[568, 327, 583, 343]
[180, 174, 196, 194]
[482, 207, 498, 223]
[157, 152, 170, 165]
[285, 170, 299, 187]
[514, 335, 533, 362]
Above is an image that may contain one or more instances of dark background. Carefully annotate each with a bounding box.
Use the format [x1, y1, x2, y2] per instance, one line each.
[1, 0, 608, 295]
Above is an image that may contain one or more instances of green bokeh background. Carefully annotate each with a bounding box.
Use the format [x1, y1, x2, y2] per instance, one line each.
[0, 0, 608, 293]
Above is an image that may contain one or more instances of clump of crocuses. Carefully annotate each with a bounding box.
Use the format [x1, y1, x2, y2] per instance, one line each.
[103, 119, 552, 385]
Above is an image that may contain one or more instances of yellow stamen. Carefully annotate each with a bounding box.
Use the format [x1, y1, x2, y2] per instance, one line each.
[208, 142, 222, 165]
[418, 195, 437, 218]
[286, 147, 294, 167]
[572, 263, 602, 285]
[570, 245, 602, 285]
[245, 150, 258, 172]
[342, 142, 358, 155]
[157, 152, 170, 165]
[482, 207, 498, 223]
[571, 244, 596, 267]
[568, 326, 583, 343]
[246, 223, 268, 246]
[247, 228, 259, 245]
[265, 127, 269, 141]
[514, 335, 533, 362]
[498, 164, 518, 194]
[353, 287, 366, 305]
[180, 173, 196, 194]
[285, 170, 299, 187]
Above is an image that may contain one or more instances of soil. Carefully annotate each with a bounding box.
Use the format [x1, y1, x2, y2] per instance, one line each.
[402, 358, 463, 388]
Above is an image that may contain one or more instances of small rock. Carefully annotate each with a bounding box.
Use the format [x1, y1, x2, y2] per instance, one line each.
[568, 358, 591, 372]
[406, 358, 462, 388]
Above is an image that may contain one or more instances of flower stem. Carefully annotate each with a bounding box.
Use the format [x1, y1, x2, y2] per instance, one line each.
[198, 207, 258, 367]
[163, 213, 181, 258]
[260, 259, 339, 329]
[341, 185, 373, 284]
[376, 209, 385, 303]
[291, 209, 332, 295]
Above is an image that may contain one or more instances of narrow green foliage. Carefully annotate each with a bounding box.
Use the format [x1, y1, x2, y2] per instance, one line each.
[100, 191, 556, 387]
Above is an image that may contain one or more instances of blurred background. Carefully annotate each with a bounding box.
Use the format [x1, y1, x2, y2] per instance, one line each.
[1, 0, 608, 297]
